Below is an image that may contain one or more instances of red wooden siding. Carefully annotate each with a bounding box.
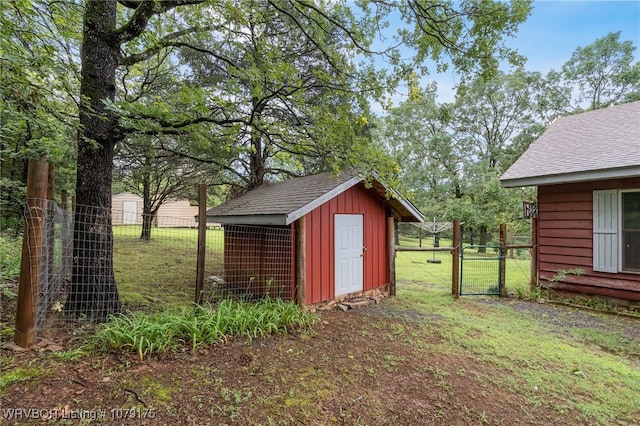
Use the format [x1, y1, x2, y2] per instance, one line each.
[304, 183, 390, 304]
[223, 225, 294, 300]
[538, 177, 640, 300]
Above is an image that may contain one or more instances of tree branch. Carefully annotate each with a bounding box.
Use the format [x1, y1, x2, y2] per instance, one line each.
[120, 27, 217, 66]
[117, 0, 142, 9]
[123, 112, 249, 136]
[114, 0, 206, 44]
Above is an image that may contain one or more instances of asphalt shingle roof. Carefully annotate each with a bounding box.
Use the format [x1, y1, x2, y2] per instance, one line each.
[206, 172, 423, 225]
[207, 172, 355, 217]
[500, 101, 640, 187]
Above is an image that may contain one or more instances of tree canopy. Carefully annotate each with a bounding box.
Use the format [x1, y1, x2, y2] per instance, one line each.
[7, 0, 640, 319]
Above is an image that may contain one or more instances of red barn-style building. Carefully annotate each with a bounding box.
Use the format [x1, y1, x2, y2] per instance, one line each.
[501, 101, 640, 303]
[206, 172, 423, 305]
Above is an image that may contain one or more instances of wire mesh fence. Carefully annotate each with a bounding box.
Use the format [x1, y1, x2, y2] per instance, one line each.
[459, 245, 503, 296]
[202, 225, 294, 303]
[17, 198, 295, 339]
[394, 226, 532, 296]
[15, 193, 533, 341]
[19, 198, 74, 333]
[395, 250, 453, 290]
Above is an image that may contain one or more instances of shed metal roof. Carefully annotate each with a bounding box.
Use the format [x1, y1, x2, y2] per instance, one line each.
[206, 172, 424, 225]
[500, 101, 640, 187]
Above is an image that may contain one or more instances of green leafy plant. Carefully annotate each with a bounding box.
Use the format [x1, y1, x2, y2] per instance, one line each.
[0, 367, 48, 392]
[0, 234, 22, 282]
[87, 299, 318, 360]
[548, 268, 585, 284]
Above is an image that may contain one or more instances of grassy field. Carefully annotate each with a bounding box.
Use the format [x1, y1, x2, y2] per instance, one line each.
[390, 283, 640, 425]
[2, 229, 639, 425]
[112, 226, 224, 311]
[110, 227, 535, 311]
[3, 281, 638, 425]
[396, 234, 532, 296]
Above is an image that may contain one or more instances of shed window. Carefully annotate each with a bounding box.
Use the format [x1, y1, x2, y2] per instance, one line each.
[622, 191, 640, 272]
[593, 190, 640, 273]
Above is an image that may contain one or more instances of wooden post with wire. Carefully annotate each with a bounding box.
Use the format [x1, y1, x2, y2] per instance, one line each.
[530, 216, 538, 291]
[195, 184, 207, 305]
[14, 160, 49, 348]
[388, 215, 396, 296]
[295, 216, 307, 310]
[45, 165, 56, 303]
[451, 219, 460, 299]
[60, 190, 72, 278]
[499, 223, 507, 298]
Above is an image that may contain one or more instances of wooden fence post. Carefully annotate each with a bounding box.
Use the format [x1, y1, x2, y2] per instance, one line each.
[508, 227, 514, 258]
[530, 216, 538, 292]
[499, 223, 507, 297]
[195, 184, 207, 305]
[451, 219, 460, 299]
[14, 160, 49, 348]
[295, 216, 306, 310]
[60, 190, 72, 279]
[388, 215, 396, 296]
[45, 165, 56, 306]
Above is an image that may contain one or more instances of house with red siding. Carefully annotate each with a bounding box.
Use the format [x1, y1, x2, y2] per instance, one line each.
[501, 101, 640, 303]
[205, 172, 423, 305]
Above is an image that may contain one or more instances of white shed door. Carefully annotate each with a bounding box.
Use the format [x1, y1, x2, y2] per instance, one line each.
[335, 214, 364, 297]
[122, 200, 138, 225]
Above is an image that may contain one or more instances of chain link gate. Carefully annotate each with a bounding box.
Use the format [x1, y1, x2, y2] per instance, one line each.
[459, 245, 504, 296]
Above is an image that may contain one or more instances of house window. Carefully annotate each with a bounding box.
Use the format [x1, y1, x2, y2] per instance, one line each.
[593, 190, 640, 273]
[622, 191, 640, 272]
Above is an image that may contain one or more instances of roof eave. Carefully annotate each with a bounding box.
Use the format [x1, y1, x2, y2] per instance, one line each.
[500, 166, 640, 188]
[387, 191, 424, 223]
[206, 214, 287, 226]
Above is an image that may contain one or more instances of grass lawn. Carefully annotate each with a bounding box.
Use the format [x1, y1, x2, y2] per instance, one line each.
[112, 227, 535, 311]
[396, 234, 533, 296]
[112, 226, 224, 311]
[1, 282, 638, 425]
[390, 283, 640, 425]
[3, 226, 638, 424]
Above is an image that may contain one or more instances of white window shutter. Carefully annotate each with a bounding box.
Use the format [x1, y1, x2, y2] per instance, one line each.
[593, 190, 618, 273]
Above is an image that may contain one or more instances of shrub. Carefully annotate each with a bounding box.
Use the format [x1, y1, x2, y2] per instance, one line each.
[88, 299, 318, 360]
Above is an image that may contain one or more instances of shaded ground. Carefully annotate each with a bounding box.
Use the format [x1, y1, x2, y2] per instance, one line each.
[1, 285, 639, 425]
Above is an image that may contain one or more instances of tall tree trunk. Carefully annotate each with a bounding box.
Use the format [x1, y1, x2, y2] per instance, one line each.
[248, 130, 266, 190]
[478, 225, 488, 253]
[141, 171, 153, 240]
[141, 210, 155, 240]
[247, 100, 266, 191]
[141, 183, 158, 241]
[65, 0, 121, 321]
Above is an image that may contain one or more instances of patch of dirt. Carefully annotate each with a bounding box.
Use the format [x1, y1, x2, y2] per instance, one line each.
[0, 297, 600, 426]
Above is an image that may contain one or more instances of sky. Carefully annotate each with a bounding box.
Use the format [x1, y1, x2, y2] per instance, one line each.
[378, 0, 640, 108]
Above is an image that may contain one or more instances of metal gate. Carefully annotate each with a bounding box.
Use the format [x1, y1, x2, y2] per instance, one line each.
[459, 245, 503, 296]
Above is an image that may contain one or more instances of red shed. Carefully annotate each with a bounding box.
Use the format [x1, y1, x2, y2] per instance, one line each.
[501, 101, 640, 303]
[206, 172, 423, 305]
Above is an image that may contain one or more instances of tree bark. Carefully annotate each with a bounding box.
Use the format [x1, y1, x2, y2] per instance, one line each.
[65, 0, 122, 321]
[140, 205, 157, 240]
[478, 225, 488, 253]
[141, 171, 154, 240]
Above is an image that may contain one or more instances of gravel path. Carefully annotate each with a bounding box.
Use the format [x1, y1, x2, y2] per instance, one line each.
[360, 295, 640, 356]
[478, 298, 640, 342]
